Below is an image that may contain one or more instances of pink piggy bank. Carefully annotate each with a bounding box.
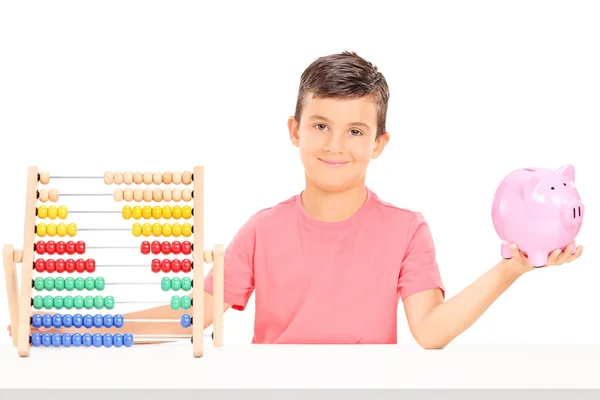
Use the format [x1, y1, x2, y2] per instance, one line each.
[491, 164, 584, 268]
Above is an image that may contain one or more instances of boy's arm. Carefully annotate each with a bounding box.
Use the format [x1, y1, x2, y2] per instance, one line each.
[403, 243, 583, 349]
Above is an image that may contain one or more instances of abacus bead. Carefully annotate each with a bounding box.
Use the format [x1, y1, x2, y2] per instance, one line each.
[52, 333, 62, 347]
[114, 172, 124, 184]
[64, 241, 74, 254]
[151, 241, 161, 254]
[151, 259, 161, 273]
[162, 205, 172, 219]
[57, 223, 68, 237]
[36, 241, 46, 254]
[94, 333, 104, 347]
[37, 223, 47, 237]
[46, 223, 57, 236]
[42, 332, 52, 347]
[152, 188, 162, 202]
[134, 188, 143, 202]
[66, 259, 76, 273]
[73, 313, 83, 328]
[63, 296, 74, 309]
[53, 296, 64, 309]
[141, 241, 150, 254]
[182, 189, 192, 201]
[104, 171, 114, 184]
[48, 206, 58, 219]
[182, 171, 192, 184]
[170, 296, 181, 310]
[171, 241, 182, 254]
[142, 223, 152, 237]
[85, 277, 95, 291]
[161, 259, 171, 272]
[132, 223, 142, 237]
[122, 206, 132, 219]
[171, 223, 182, 237]
[31, 332, 42, 347]
[33, 296, 44, 309]
[143, 171, 152, 184]
[85, 259, 95, 273]
[124, 188, 133, 201]
[182, 223, 192, 237]
[43, 296, 54, 309]
[72, 333, 82, 347]
[172, 206, 182, 219]
[34, 277, 44, 291]
[143, 189, 152, 202]
[181, 295, 191, 309]
[35, 259, 45, 273]
[181, 241, 192, 255]
[53, 314, 62, 329]
[114, 189, 124, 201]
[76, 241, 85, 254]
[83, 314, 93, 328]
[75, 277, 85, 290]
[153, 171, 162, 185]
[95, 277, 105, 291]
[171, 259, 181, 273]
[152, 206, 162, 219]
[39, 190, 49, 202]
[93, 314, 104, 328]
[181, 314, 191, 328]
[82, 333, 93, 347]
[46, 240, 56, 254]
[103, 314, 113, 328]
[161, 223, 171, 237]
[84, 296, 94, 309]
[58, 205, 68, 219]
[161, 277, 171, 291]
[103, 333, 113, 348]
[55, 259, 66, 273]
[171, 277, 182, 291]
[152, 223, 162, 237]
[32, 314, 43, 328]
[38, 206, 48, 219]
[65, 277, 75, 291]
[62, 332, 72, 348]
[55, 277, 65, 291]
[73, 295, 84, 309]
[105, 296, 115, 310]
[123, 171, 133, 185]
[39, 171, 50, 184]
[133, 172, 143, 184]
[161, 242, 171, 254]
[133, 206, 142, 219]
[181, 277, 192, 291]
[182, 206, 192, 219]
[113, 314, 124, 328]
[162, 189, 172, 202]
[181, 259, 192, 273]
[42, 314, 53, 329]
[44, 277, 54, 291]
[162, 171, 172, 184]
[45, 259, 56, 273]
[62, 313, 73, 328]
[49, 189, 59, 202]
[124, 333, 134, 347]
[67, 223, 77, 237]
[94, 296, 104, 309]
[113, 333, 123, 348]
[75, 258, 86, 272]
[172, 171, 182, 184]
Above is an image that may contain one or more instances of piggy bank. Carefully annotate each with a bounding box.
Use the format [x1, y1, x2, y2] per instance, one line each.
[491, 164, 584, 268]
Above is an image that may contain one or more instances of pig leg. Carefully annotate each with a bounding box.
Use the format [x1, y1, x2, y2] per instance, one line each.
[528, 251, 548, 268]
[501, 243, 513, 259]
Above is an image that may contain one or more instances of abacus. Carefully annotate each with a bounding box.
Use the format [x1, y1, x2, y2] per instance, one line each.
[3, 166, 224, 358]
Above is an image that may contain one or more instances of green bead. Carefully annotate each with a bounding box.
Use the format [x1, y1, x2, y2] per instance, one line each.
[34, 278, 44, 291]
[171, 277, 181, 291]
[65, 277, 75, 291]
[33, 296, 44, 309]
[85, 277, 95, 291]
[54, 277, 65, 291]
[94, 277, 105, 291]
[73, 295, 84, 309]
[44, 277, 54, 291]
[104, 296, 115, 310]
[83, 296, 94, 309]
[75, 278, 85, 291]
[93, 296, 104, 309]
[63, 295, 74, 309]
[181, 277, 192, 291]
[53, 296, 64, 310]
[43, 296, 54, 309]
[181, 295, 191, 310]
[170, 296, 181, 310]
[161, 277, 171, 291]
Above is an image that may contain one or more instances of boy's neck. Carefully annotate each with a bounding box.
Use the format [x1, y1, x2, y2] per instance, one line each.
[300, 179, 368, 222]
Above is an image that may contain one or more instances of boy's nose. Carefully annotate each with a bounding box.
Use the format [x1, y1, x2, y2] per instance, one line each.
[324, 132, 344, 152]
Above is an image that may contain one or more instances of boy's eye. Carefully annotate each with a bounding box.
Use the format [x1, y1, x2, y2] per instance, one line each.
[314, 124, 327, 131]
[349, 129, 362, 136]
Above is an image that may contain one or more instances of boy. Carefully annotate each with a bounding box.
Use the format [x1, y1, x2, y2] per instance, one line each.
[8, 51, 583, 348]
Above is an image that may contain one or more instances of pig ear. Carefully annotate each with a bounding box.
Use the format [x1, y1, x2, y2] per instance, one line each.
[556, 164, 575, 182]
[522, 176, 543, 201]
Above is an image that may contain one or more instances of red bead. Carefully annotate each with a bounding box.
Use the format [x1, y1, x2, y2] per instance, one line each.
[45, 259, 56, 273]
[161, 259, 171, 272]
[55, 259, 66, 273]
[181, 241, 192, 255]
[161, 242, 171, 255]
[76, 241, 85, 254]
[75, 259, 86, 273]
[140, 241, 150, 255]
[46, 241, 56, 255]
[151, 241, 161, 255]
[171, 259, 181, 273]
[171, 241, 181, 254]
[56, 241, 66, 255]
[36, 241, 46, 255]
[181, 259, 192, 273]
[85, 259, 95, 273]
[35, 259, 46, 272]
[66, 259, 76, 273]
[151, 259, 161, 273]
[66, 241, 76, 255]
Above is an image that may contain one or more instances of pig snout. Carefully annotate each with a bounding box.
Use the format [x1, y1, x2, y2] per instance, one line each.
[563, 200, 584, 226]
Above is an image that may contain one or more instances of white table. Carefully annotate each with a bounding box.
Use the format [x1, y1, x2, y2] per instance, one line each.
[1, 343, 599, 398]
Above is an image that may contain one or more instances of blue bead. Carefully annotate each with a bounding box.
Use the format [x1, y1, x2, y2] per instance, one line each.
[113, 314, 124, 328]
[82, 333, 93, 347]
[42, 314, 53, 329]
[52, 314, 63, 329]
[42, 332, 52, 347]
[52, 333, 62, 347]
[124, 333, 134, 347]
[181, 314, 191, 328]
[62, 333, 72, 348]
[103, 314, 113, 328]
[31, 332, 42, 347]
[103, 333, 113, 347]
[72, 333, 82, 347]
[93, 333, 103, 348]
[83, 314, 93, 329]
[113, 333, 123, 348]
[62, 314, 73, 328]
[72, 313, 83, 328]
[93, 314, 103, 328]
[32, 314, 43, 329]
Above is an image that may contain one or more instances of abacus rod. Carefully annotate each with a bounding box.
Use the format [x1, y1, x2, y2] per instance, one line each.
[86, 246, 138, 249]
[59, 194, 113, 196]
[124, 319, 182, 323]
[78, 228, 131, 231]
[68, 211, 121, 214]
[49, 176, 104, 179]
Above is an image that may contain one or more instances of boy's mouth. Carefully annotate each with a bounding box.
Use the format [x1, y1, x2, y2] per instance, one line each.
[318, 158, 349, 167]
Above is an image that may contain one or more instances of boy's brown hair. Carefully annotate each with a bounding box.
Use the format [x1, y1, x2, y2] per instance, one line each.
[294, 51, 390, 139]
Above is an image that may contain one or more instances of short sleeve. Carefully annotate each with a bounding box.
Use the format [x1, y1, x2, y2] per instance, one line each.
[204, 214, 257, 311]
[398, 212, 445, 300]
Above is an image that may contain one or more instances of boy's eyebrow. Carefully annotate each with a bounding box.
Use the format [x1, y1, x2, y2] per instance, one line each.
[308, 114, 372, 130]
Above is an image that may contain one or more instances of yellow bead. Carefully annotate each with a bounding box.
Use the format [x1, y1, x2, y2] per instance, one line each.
[122, 206, 132, 220]
[181, 223, 192, 237]
[151, 223, 162, 237]
[172, 206, 182, 219]
[48, 206, 58, 220]
[36, 223, 47, 237]
[132, 206, 142, 220]
[57, 205, 68, 219]
[142, 223, 152, 237]
[182, 206, 192, 219]
[46, 223, 57, 236]
[142, 206, 152, 219]
[152, 206, 162, 220]
[162, 206, 172, 219]
[161, 223, 171, 237]
[132, 223, 142, 237]
[56, 223, 67, 237]
[67, 223, 77, 237]
[171, 223, 182, 237]
[37, 206, 48, 219]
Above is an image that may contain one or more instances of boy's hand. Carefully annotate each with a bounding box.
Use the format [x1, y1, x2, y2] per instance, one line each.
[504, 242, 584, 277]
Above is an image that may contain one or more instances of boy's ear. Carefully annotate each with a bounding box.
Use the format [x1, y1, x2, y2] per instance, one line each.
[288, 116, 300, 147]
[371, 132, 390, 159]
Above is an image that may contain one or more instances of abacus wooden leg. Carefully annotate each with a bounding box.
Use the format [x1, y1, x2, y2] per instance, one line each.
[192, 166, 204, 358]
[212, 244, 224, 347]
[3, 244, 20, 347]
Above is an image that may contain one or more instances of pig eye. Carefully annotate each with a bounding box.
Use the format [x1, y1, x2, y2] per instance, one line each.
[563, 183, 566, 186]
[551, 187, 555, 190]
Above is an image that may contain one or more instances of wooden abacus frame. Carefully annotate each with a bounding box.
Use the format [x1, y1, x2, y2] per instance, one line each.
[3, 166, 224, 357]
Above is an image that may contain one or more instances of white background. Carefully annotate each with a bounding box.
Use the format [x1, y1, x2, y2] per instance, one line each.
[0, 0, 599, 347]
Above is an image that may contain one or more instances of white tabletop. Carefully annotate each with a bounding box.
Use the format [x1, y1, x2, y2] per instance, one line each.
[0, 343, 599, 389]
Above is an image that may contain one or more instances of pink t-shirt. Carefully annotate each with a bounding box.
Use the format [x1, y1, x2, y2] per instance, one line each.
[204, 187, 445, 344]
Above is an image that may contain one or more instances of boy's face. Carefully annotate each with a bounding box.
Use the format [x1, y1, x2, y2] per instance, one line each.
[288, 95, 389, 192]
